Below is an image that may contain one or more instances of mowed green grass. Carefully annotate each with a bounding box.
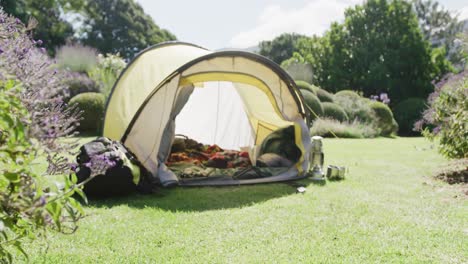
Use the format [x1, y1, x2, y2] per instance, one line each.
[24, 138, 467, 263]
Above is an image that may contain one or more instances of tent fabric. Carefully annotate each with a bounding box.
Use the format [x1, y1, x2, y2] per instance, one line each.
[102, 41, 311, 186]
[103, 42, 211, 141]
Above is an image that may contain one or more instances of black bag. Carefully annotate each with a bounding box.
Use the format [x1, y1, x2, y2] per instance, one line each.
[75, 137, 154, 198]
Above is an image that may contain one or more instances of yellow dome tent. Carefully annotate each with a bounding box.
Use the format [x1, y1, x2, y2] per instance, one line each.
[103, 42, 312, 186]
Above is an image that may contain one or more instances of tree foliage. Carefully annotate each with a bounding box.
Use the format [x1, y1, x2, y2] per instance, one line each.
[81, 0, 176, 59]
[259, 33, 307, 64]
[1, 0, 175, 59]
[413, 0, 462, 51]
[297, 0, 438, 105]
[0, 0, 84, 55]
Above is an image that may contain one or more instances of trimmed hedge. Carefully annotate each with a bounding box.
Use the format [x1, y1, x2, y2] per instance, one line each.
[316, 88, 334, 103]
[335, 90, 361, 100]
[322, 102, 349, 122]
[370, 101, 397, 136]
[300, 89, 323, 122]
[334, 95, 375, 124]
[310, 118, 379, 138]
[393, 98, 427, 136]
[69, 92, 106, 133]
[295, 80, 316, 95]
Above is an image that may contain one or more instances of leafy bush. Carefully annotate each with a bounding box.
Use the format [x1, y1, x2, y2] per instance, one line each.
[334, 95, 376, 124]
[394, 98, 427, 136]
[316, 88, 334, 102]
[295, 80, 317, 94]
[0, 80, 85, 261]
[70, 93, 106, 133]
[322, 102, 349, 122]
[88, 53, 126, 98]
[370, 101, 398, 136]
[64, 72, 100, 101]
[300, 89, 323, 122]
[310, 118, 379, 138]
[0, 10, 81, 170]
[0, 11, 86, 261]
[55, 44, 98, 73]
[335, 90, 361, 99]
[416, 71, 468, 158]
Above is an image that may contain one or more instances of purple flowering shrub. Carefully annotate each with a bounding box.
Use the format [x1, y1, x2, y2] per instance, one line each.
[55, 44, 98, 73]
[0, 10, 104, 261]
[0, 9, 81, 174]
[415, 70, 468, 158]
[0, 80, 86, 261]
[370, 93, 390, 105]
[63, 72, 100, 101]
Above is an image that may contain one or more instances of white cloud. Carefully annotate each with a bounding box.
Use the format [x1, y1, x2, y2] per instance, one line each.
[229, 0, 361, 48]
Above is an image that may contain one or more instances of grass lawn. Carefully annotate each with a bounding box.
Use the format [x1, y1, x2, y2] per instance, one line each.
[24, 137, 467, 263]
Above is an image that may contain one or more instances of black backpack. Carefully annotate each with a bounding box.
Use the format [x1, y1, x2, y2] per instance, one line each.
[75, 137, 154, 198]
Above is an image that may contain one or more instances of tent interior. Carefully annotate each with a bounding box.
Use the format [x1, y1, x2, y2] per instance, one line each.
[168, 80, 301, 185]
[102, 42, 311, 186]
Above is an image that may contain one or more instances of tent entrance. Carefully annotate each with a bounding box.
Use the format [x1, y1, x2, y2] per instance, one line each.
[166, 81, 296, 184]
[174, 81, 254, 150]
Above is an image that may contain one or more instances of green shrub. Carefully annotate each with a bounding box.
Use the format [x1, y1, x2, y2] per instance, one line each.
[394, 98, 427, 136]
[70, 92, 106, 133]
[417, 71, 468, 158]
[295, 80, 315, 94]
[322, 102, 349, 122]
[370, 101, 398, 136]
[300, 89, 323, 122]
[335, 90, 361, 99]
[310, 118, 379, 138]
[88, 53, 126, 98]
[1, 79, 84, 260]
[316, 88, 334, 102]
[334, 95, 376, 124]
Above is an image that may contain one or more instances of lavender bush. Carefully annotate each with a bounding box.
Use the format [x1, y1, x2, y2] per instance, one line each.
[415, 70, 468, 158]
[63, 71, 100, 101]
[55, 44, 98, 73]
[0, 10, 81, 173]
[0, 10, 103, 261]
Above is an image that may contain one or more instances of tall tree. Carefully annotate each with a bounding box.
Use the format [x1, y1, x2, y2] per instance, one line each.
[297, 0, 437, 104]
[413, 0, 463, 66]
[413, 0, 462, 48]
[0, 0, 82, 55]
[259, 33, 307, 65]
[81, 0, 176, 59]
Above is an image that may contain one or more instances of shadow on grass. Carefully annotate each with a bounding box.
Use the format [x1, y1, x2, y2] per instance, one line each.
[87, 178, 323, 212]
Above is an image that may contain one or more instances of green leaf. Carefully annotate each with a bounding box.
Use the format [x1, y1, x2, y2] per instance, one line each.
[13, 241, 28, 259]
[4, 172, 19, 183]
[74, 187, 88, 204]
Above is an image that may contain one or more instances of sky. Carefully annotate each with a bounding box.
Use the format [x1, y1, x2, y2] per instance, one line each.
[136, 0, 468, 50]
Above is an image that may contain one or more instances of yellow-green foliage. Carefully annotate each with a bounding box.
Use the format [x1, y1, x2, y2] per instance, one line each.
[300, 89, 323, 122]
[370, 101, 398, 136]
[316, 88, 335, 103]
[295, 80, 317, 94]
[70, 92, 106, 133]
[322, 102, 349, 122]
